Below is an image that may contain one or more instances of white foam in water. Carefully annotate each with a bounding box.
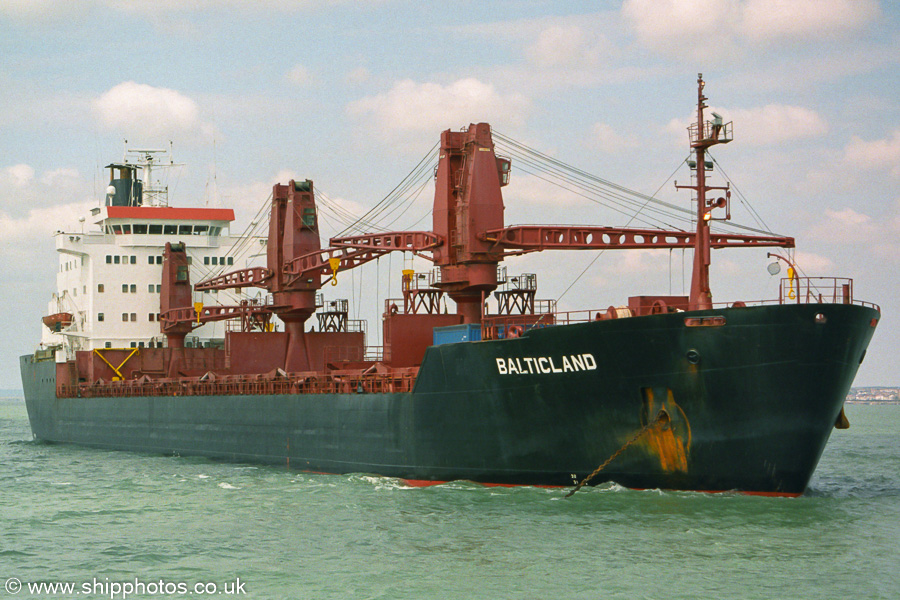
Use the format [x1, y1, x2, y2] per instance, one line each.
[217, 482, 240, 490]
[356, 475, 413, 490]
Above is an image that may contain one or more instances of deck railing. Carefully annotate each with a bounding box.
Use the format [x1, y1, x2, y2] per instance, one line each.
[58, 369, 417, 399]
[58, 276, 879, 399]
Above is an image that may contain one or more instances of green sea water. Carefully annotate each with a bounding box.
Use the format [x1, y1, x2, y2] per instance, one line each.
[1, 396, 898, 600]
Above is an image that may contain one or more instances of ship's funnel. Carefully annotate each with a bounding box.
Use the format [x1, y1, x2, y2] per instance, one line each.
[105, 164, 143, 207]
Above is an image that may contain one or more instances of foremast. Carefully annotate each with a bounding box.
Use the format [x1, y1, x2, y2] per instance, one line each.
[678, 73, 736, 310]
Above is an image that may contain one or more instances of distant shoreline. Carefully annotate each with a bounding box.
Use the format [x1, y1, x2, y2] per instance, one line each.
[846, 400, 900, 405]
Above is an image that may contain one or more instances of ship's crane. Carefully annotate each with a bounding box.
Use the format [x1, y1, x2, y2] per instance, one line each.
[162, 74, 794, 370]
[159, 242, 278, 347]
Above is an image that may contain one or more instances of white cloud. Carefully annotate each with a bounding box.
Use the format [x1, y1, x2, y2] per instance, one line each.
[40, 168, 81, 188]
[0, 202, 94, 262]
[793, 251, 834, 275]
[730, 104, 828, 145]
[741, 0, 880, 43]
[719, 40, 900, 93]
[622, 0, 879, 60]
[345, 67, 371, 85]
[0, 0, 82, 22]
[455, 13, 654, 91]
[807, 207, 876, 244]
[591, 123, 639, 153]
[285, 65, 315, 86]
[844, 129, 900, 177]
[346, 78, 530, 135]
[666, 104, 827, 146]
[503, 174, 583, 211]
[217, 170, 378, 239]
[804, 203, 900, 263]
[1, 164, 35, 188]
[0, 164, 90, 218]
[524, 24, 616, 68]
[622, 0, 742, 61]
[603, 248, 671, 275]
[1, 0, 378, 22]
[217, 169, 300, 230]
[93, 82, 216, 142]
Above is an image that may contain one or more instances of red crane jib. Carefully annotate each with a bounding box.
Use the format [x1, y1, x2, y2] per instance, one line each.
[184, 116, 794, 329]
[160, 303, 287, 329]
[194, 266, 273, 291]
[194, 232, 443, 292]
[480, 225, 794, 253]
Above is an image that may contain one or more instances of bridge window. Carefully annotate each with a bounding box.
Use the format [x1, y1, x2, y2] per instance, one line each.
[149, 225, 162, 234]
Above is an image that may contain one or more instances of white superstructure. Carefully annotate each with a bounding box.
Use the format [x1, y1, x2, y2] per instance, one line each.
[42, 148, 264, 358]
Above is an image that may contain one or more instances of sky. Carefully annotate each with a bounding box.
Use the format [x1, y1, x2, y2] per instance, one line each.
[1, 0, 898, 387]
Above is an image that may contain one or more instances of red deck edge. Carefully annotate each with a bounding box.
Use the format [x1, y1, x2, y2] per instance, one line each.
[106, 206, 235, 221]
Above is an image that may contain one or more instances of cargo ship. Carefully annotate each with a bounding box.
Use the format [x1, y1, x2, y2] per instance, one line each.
[21, 76, 880, 496]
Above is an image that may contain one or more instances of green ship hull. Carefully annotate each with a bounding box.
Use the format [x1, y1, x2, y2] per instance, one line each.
[21, 303, 878, 495]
